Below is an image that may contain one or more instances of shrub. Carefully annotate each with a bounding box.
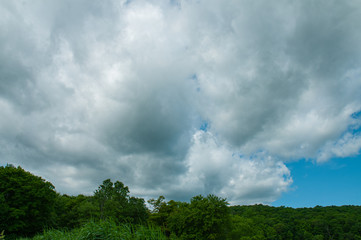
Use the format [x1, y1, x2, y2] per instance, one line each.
[20, 220, 168, 240]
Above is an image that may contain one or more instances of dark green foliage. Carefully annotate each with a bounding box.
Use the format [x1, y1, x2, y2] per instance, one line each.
[54, 179, 148, 230]
[3, 164, 361, 240]
[94, 179, 148, 224]
[126, 196, 149, 224]
[19, 219, 168, 240]
[229, 204, 361, 240]
[148, 196, 361, 240]
[149, 194, 231, 240]
[148, 196, 179, 235]
[0, 165, 57, 238]
[54, 194, 98, 229]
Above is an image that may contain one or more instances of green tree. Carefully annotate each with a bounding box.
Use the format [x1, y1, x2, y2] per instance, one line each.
[125, 196, 149, 224]
[148, 196, 168, 226]
[148, 195, 167, 214]
[168, 194, 231, 240]
[148, 197, 182, 236]
[0, 164, 57, 238]
[54, 194, 98, 229]
[94, 179, 147, 224]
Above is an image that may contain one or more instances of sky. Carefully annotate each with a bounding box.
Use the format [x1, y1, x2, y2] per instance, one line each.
[1, 0, 361, 207]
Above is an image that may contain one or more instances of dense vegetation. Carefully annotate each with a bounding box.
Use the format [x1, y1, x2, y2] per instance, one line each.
[0, 165, 57, 236]
[229, 205, 361, 240]
[16, 220, 168, 240]
[1, 164, 361, 240]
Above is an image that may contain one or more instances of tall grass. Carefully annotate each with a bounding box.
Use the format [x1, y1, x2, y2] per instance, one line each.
[17, 220, 169, 240]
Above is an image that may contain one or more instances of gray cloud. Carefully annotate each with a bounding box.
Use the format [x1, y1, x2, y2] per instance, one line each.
[1, 0, 361, 204]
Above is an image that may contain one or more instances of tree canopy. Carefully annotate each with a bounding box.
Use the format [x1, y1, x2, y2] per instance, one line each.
[0, 165, 57, 238]
[2, 165, 361, 240]
[94, 179, 148, 224]
[149, 194, 231, 240]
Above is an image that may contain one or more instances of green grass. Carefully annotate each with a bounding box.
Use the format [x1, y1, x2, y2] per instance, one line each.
[17, 220, 169, 240]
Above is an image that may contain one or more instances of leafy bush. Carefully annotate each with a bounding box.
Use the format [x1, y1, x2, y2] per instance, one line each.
[19, 220, 168, 240]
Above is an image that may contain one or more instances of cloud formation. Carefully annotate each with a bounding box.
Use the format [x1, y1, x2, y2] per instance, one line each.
[1, 0, 361, 204]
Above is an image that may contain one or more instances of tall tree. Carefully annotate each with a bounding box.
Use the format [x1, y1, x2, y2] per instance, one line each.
[0, 164, 57, 238]
[94, 179, 147, 224]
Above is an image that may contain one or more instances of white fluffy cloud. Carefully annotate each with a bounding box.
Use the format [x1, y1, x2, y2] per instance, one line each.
[1, 0, 361, 204]
[175, 131, 292, 204]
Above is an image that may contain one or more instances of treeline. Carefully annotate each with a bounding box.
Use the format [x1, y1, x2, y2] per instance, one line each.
[0, 165, 149, 239]
[229, 205, 361, 239]
[1, 164, 361, 240]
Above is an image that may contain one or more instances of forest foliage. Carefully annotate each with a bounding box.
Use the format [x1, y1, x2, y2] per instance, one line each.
[1, 164, 361, 240]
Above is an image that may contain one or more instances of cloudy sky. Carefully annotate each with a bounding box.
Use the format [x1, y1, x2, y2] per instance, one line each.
[1, 0, 361, 206]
